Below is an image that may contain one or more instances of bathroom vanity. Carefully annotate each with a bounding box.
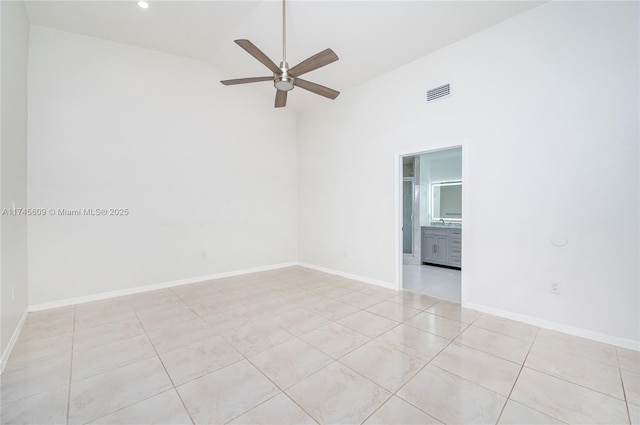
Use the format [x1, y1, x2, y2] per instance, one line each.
[421, 226, 461, 268]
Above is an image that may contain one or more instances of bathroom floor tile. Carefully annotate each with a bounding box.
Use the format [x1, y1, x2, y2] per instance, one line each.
[286, 362, 391, 424]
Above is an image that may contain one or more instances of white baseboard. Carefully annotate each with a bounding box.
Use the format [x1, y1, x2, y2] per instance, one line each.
[29, 261, 298, 312]
[297, 262, 396, 290]
[465, 303, 639, 351]
[0, 309, 28, 374]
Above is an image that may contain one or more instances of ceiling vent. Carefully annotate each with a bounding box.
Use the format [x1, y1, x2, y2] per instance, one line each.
[427, 83, 450, 102]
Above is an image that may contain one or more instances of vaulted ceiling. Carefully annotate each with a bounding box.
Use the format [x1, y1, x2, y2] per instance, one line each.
[25, 1, 544, 110]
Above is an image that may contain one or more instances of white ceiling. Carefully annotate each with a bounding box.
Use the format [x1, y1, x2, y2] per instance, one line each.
[24, 0, 545, 111]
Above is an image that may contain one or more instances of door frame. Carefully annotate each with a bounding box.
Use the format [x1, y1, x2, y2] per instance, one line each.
[394, 140, 467, 303]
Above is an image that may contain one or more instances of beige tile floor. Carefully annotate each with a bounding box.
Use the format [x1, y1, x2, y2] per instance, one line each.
[1, 266, 638, 425]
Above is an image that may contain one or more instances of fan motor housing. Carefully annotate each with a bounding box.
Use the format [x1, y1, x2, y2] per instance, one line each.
[274, 75, 294, 91]
[275, 62, 295, 91]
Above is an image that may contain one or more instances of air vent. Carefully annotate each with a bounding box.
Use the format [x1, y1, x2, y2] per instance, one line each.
[427, 83, 450, 102]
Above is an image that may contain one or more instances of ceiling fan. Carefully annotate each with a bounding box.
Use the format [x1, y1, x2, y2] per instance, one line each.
[220, 0, 340, 108]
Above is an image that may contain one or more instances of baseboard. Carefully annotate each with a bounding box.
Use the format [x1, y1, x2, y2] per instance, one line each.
[465, 303, 640, 352]
[0, 309, 28, 374]
[297, 262, 395, 290]
[29, 261, 298, 312]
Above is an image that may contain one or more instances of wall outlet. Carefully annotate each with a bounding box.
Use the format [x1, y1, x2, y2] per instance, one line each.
[550, 281, 561, 295]
[201, 250, 207, 260]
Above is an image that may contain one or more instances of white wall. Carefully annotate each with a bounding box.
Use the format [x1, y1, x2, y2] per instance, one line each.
[28, 26, 298, 306]
[298, 1, 639, 346]
[1, 0, 30, 362]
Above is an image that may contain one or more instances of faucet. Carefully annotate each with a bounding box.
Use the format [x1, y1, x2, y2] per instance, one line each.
[439, 218, 445, 225]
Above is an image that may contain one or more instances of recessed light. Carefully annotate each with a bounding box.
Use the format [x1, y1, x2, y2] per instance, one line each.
[138, 1, 149, 9]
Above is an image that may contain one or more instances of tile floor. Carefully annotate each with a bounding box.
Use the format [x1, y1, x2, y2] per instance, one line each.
[403, 264, 461, 303]
[1, 266, 638, 425]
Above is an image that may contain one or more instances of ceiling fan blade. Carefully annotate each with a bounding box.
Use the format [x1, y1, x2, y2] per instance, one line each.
[220, 76, 273, 86]
[294, 78, 340, 100]
[234, 39, 281, 74]
[275, 90, 287, 108]
[289, 48, 338, 77]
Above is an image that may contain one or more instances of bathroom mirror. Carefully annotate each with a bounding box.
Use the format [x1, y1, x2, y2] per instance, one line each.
[431, 181, 462, 221]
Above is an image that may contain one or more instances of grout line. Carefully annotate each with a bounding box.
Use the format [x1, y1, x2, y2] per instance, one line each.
[129, 297, 197, 425]
[65, 305, 77, 425]
[385, 334, 458, 425]
[616, 347, 632, 425]
[494, 326, 540, 424]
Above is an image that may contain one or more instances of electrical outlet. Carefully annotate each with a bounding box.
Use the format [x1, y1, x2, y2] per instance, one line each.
[550, 281, 561, 295]
[201, 250, 207, 260]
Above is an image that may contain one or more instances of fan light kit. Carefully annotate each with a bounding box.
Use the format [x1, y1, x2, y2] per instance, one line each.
[221, 0, 340, 108]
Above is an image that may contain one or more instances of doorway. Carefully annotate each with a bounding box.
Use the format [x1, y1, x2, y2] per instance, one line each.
[398, 146, 463, 303]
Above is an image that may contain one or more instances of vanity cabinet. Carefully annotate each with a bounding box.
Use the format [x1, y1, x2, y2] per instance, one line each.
[421, 226, 461, 268]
